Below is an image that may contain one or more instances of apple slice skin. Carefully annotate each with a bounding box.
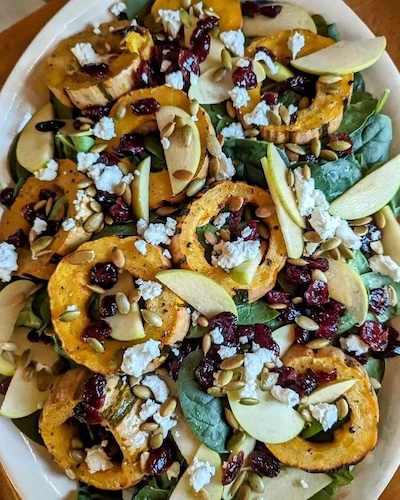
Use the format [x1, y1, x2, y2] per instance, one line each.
[131, 157, 151, 223]
[306, 379, 357, 406]
[380, 205, 400, 266]
[272, 324, 296, 356]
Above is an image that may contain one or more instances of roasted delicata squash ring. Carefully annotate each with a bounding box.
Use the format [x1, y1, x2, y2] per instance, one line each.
[109, 86, 214, 208]
[48, 236, 190, 373]
[267, 345, 379, 472]
[244, 30, 354, 144]
[0, 159, 91, 281]
[46, 21, 153, 109]
[170, 181, 286, 302]
[40, 367, 145, 490]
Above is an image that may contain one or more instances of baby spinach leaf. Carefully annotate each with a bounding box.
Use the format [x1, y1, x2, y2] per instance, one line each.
[50, 93, 74, 120]
[237, 301, 279, 325]
[133, 486, 170, 500]
[178, 350, 229, 453]
[15, 296, 43, 331]
[71, 135, 95, 153]
[337, 311, 357, 335]
[93, 223, 137, 239]
[364, 358, 386, 383]
[187, 324, 208, 339]
[223, 138, 270, 187]
[353, 72, 365, 93]
[12, 411, 44, 446]
[312, 15, 340, 41]
[202, 103, 234, 133]
[126, 0, 153, 22]
[311, 468, 353, 500]
[348, 250, 370, 275]
[351, 114, 393, 166]
[390, 189, 400, 218]
[338, 91, 378, 135]
[8, 133, 32, 196]
[78, 484, 122, 500]
[362, 272, 400, 321]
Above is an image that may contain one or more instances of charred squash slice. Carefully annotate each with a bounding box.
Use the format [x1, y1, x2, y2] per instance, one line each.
[0, 159, 91, 281]
[109, 86, 213, 208]
[243, 30, 354, 144]
[170, 181, 286, 302]
[46, 21, 153, 109]
[267, 345, 379, 472]
[48, 236, 190, 374]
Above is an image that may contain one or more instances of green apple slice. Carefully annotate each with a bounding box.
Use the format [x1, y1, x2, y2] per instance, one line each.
[243, 3, 317, 37]
[0, 280, 37, 343]
[325, 258, 369, 326]
[292, 36, 387, 75]
[16, 102, 55, 173]
[380, 205, 400, 265]
[263, 146, 305, 228]
[272, 324, 296, 356]
[155, 106, 201, 195]
[156, 269, 237, 319]
[0, 354, 16, 377]
[223, 434, 256, 500]
[306, 379, 357, 406]
[328, 154, 400, 219]
[169, 444, 223, 500]
[131, 156, 150, 223]
[228, 380, 304, 444]
[230, 248, 263, 285]
[262, 61, 294, 82]
[171, 405, 202, 465]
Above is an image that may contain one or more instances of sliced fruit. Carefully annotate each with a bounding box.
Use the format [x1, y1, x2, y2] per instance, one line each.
[262, 61, 294, 82]
[272, 324, 296, 356]
[273, 199, 304, 259]
[325, 258, 369, 326]
[184, 22, 226, 73]
[0, 353, 16, 376]
[155, 105, 201, 195]
[171, 404, 202, 464]
[306, 379, 357, 406]
[16, 102, 55, 173]
[380, 205, 400, 265]
[292, 36, 387, 75]
[243, 3, 317, 37]
[156, 269, 237, 319]
[131, 156, 151, 223]
[230, 248, 263, 285]
[228, 379, 305, 444]
[222, 434, 256, 500]
[329, 155, 400, 219]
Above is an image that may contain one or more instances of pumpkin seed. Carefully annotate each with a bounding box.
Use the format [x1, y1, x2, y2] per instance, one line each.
[303, 231, 323, 243]
[370, 240, 384, 255]
[33, 199, 47, 211]
[197, 488, 210, 500]
[204, 230, 218, 246]
[224, 380, 246, 392]
[295, 315, 319, 331]
[70, 437, 84, 450]
[90, 143, 108, 154]
[286, 150, 299, 163]
[45, 197, 53, 216]
[85, 185, 97, 197]
[77, 177, 94, 189]
[268, 303, 288, 310]
[0, 341, 17, 352]
[255, 204, 275, 219]
[156, 205, 178, 217]
[2, 350, 14, 364]
[29, 229, 37, 244]
[202, 333, 212, 355]
[190, 98, 200, 118]
[209, 156, 221, 178]
[279, 105, 290, 125]
[31, 236, 53, 254]
[22, 365, 35, 381]
[256, 223, 269, 240]
[206, 134, 222, 157]
[58, 310, 81, 322]
[311, 137, 321, 158]
[76, 117, 94, 126]
[213, 67, 227, 82]
[220, 47, 232, 70]
[286, 143, 306, 156]
[89, 200, 102, 213]
[179, 8, 192, 27]
[112, 246, 126, 269]
[230, 471, 248, 498]
[220, 354, 244, 370]
[86, 283, 106, 294]
[69, 449, 86, 462]
[320, 149, 339, 161]
[385, 284, 397, 307]
[197, 316, 209, 328]
[175, 115, 185, 129]
[239, 397, 260, 406]
[36, 368, 53, 392]
[207, 386, 225, 397]
[229, 195, 244, 212]
[298, 96, 310, 110]
[181, 124, 193, 147]
[287, 257, 308, 267]
[227, 431, 246, 452]
[105, 215, 114, 225]
[244, 127, 260, 138]
[140, 423, 159, 434]
[325, 83, 342, 94]
[248, 472, 264, 493]
[122, 184, 132, 205]
[161, 121, 176, 140]
[226, 100, 236, 118]
[88, 338, 105, 353]
[129, 288, 141, 303]
[374, 211, 386, 229]
[224, 407, 240, 430]
[116, 292, 130, 315]
[160, 397, 177, 417]
[320, 237, 342, 252]
[353, 225, 368, 237]
[338, 244, 354, 260]
[319, 74, 343, 84]
[141, 310, 163, 327]
[350, 216, 372, 226]
[186, 178, 206, 197]
[370, 377, 381, 390]
[83, 212, 105, 233]
[173, 169, 193, 181]
[287, 168, 295, 188]
[303, 164, 311, 181]
[109, 349, 124, 371]
[65, 469, 76, 480]
[329, 140, 352, 152]
[336, 398, 349, 420]
[300, 408, 313, 423]
[79, 123, 91, 132]
[133, 384, 153, 400]
[114, 182, 127, 197]
[306, 338, 330, 349]
[329, 247, 341, 260]
[217, 369, 234, 387]
[311, 269, 328, 283]
[220, 228, 231, 241]
[266, 109, 282, 126]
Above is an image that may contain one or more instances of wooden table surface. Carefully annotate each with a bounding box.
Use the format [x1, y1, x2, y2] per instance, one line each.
[0, 0, 400, 498]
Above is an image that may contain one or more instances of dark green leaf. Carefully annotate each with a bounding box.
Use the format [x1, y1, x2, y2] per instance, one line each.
[196, 223, 219, 248]
[126, 0, 153, 22]
[337, 311, 357, 335]
[312, 15, 340, 41]
[93, 223, 137, 240]
[178, 350, 229, 453]
[12, 411, 44, 446]
[278, 91, 300, 108]
[223, 138, 270, 187]
[351, 114, 393, 166]
[353, 72, 365, 93]
[71, 135, 95, 153]
[237, 301, 279, 325]
[202, 103, 233, 132]
[311, 467, 353, 499]
[187, 324, 208, 339]
[361, 272, 400, 321]
[301, 419, 323, 439]
[8, 133, 32, 196]
[55, 133, 77, 160]
[134, 486, 170, 500]
[50, 93, 74, 120]
[347, 250, 370, 275]
[144, 135, 165, 160]
[78, 484, 122, 500]
[390, 188, 400, 218]
[364, 358, 385, 383]
[338, 91, 378, 135]
[15, 296, 43, 330]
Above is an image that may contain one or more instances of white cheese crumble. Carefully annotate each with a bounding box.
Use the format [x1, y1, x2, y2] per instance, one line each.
[236, 58, 251, 68]
[241, 226, 253, 239]
[220, 122, 245, 139]
[71, 43, 102, 67]
[32, 217, 47, 236]
[153, 410, 177, 438]
[136, 217, 177, 246]
[243, 101, 270, 126]
[220, 30, 245, 57]
[34, 159, 59, 181]
[288, 31, 305, 60]
[271, 385, 300, 407]
[93, 23, 101, 35]
[191, 310, 201, 326]
[161, 137, 171, 150]
[212, 237, 261, 271]
[92, 116, 116, 141]
[135, 278, 163, 300]
[111, 2, 127, 16]
[340, 334, 369, 355]
[139, 399, 161, 421]
[309, 402, 338, 431]
[95, 165, 128, 193]
[300, 479, 309, 489]
[121, 339, 161, 377]
[240, 347, 280, 399]
[73, 189, 94, 222]
[216, 153, 236, 181]
[187, 458, 216, 493]
[213, 212, 230, 229]
[369, 255, 400, 282]
[165, 70, 185, 90]
[210, 327, 224, 344]
[142, 374, 169, 403]
[218, 345, 237, 359]
[335, 220, 361, 249]
[163, 248, 172, 259]
[85, 445, 113, 474]
[62, 218, 77, 231]
[254, 50, 278, 75]
[228, 86, 250, 109]
[262, 372, 280, 391]
[309, 207, 342, 240]
[134, 239, 147, 256]
[158, 9, 182, 39]
[77, 151, 100, 171]
[0, 242, 18, 282]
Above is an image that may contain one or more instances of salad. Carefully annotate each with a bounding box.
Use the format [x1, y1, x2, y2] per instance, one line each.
[0, 0, 399, 499]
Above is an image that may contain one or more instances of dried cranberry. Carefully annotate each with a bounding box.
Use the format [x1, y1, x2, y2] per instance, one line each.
[38, 189, 55, 200]
[261, 91, 279, 106]
[208, 312, 238, 346]
[311, 368, 337, 384]
[360, 223, 381, 255]
[304, 257, 329, 271]
[165, 340, 194, 380]
[46, 220, 62, 237]
[328, 133, 353, 157]
[108, 198, 135, 224]
[90, 262, 119, 289]
[265, 290, 292, 306]
[131, 98, 161, 115]
[259, 5, 283, 17]
[290, 111, 298, 125]
[369, 288, 389, 316]
[82, 63, 111, 79]
[195, 355, 218, 389]
[249, 448, 280, 477]
[285, 263, 312, 285]
[255, 47, 277, 62]
[146, 440, 175, 476]
[294, 326, 312, 344]
[222, 451, 244, 485]
[135, 60, 154, 88]
[190, 16, 219, 45]
[0, 187, 14, 206]
[310, 308, 340, 339]
[97, 151, 120, 166]
[231, 220, 259, 242]
[372, 339, 400, 358]
[275, 365, 297, 386]
[241, 1, 259, 18]
[28, 330, 53, 344]
[178, 48, 200, 82]
[6, 229, 27, 248]
[50, 253, 63, 265]
[278, 75, 316, 98]
[304, 280, 330, 307]
[295, 371, 319, 396]
[359, 321, 389, 352]
[0, 376, 12, 395]
[81, 104, 111, 122]
[191, 32, 211, 63]
[113, 132, 145, 158]
[73, 401, 103, 424]
[232, 64, 258, 90]
[21, 203, 37, 223]
[329, 298, 346, 317]
[81, 320, 112, 342]
[99, 295, 118, 318]
[253, 324, 280, 355]
[35, 120, 66, 132]
[229, 206, 245, 235]
[95, 190, 118, 208]
[83, 373, 107, 409]
[94, 425, 123, 462]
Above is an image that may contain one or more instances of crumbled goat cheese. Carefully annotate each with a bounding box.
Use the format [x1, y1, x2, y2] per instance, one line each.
[158, 9, 182, 39]
[335, 219, 361, 249]
[85, 445, 113, 474]
[254, 50, 278, 74]
[210, 327, 224, 344]
[239, 335, 249, 344]
[220, 30, 245, 57]
[139, 399, 160, 421]
[94, 165, 126, 193]
[17, 112, 32, 133]
[240, 347, 280, 399]
[161, 137, 171, 150]
[142, 374, 169, 403]
[271, 385, 300, 407]
[32, 217, 47, 236]
[111, 2, 127, 16]
[171, 348, 180, 356]
[163, 249, 172, 259]
[262, 372, 280, 391]
[188, 458, 216, 493]
[304, 241, 320, 257]
[160, 60, 172, 72]
[73, 189, 94, 222]
[293, 166, 328, 216]
[220, 122, 245, 139]
[165, 70, 185, 89]
[134, 239, 147, 256]
[236, 58, 251, 68]
[191, 310, 201, 326]
[34, 159, 59, 181]
[309, 207, 342, 240]
[309, 403, 338, 431]
[213, 212, 230, 229]
[288, 31, 305, 59]
[153, 410, 177, 438]
[93, 23, 101, 35]
[241, 226, 253, 239]
[340, 334, 369, 355]
[93, 116, 116, 141]
[369, 255, 400, 282]
[243, 101, 270, 126]
[137, 217, 177, 246]
[62, 218, 77, 231]
[212, 238, 261, 271]
[77, 152, 99, 171]
[0, 242, 18, 282]
[121, 339, 161, 377]
[300, 479, 309, 489]
[216, 153, 236, 181]
[228, 86, 251, 109]
[71, 43, 102, 67]
[218, 345, 237, 359]
[135, 278, 163, 301]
